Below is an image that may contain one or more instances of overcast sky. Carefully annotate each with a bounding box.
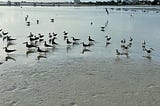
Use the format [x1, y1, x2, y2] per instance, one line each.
[1, 0, 108, 2]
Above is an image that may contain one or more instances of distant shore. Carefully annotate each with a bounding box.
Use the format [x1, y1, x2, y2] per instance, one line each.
[0, 1, 160, 7]
[0, 2, 160, 12]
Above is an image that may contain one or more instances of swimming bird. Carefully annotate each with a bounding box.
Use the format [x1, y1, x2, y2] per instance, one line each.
[3, 47, 16, 54]
[88, 36, 95, 42]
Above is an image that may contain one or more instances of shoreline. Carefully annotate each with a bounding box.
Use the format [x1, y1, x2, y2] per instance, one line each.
[0, 4, 160, 11]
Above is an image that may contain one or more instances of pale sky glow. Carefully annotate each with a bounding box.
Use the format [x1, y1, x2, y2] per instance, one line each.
[1, 0, 108, 2]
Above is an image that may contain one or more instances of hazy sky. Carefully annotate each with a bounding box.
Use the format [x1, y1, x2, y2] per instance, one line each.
[2, 0, 108, 2]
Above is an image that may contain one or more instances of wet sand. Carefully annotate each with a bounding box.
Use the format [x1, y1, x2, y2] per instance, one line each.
[1, 56, 160, 106]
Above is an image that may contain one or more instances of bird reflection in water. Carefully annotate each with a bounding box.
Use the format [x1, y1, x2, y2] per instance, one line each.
[7, 41, 16, 47]
[5, 55, 16, 61]
[37, 54, 47, 61]
[142, 55, 152, 60]
[0, 62, 4, 65]
[26, 49, 36, 57]
[66, 45, 72, 53]
[81, 48, 91, 54]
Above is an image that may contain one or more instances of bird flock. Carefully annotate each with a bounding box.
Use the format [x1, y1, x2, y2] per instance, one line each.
[0, 7, 159, 65]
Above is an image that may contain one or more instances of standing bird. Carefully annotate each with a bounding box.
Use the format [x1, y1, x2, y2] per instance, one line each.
[105, 36, 111, 41]
[66, 39, 72, 45]
[52, 37, 58, 45]
[82, 42, 91, 48]
[129, 36, 133, 42]
[71, 37, 80, 42]
[90, 22, 93, 25]
[50, 19, 54, 22]
[2, 31, 8, 36]
[144, 48, 154, 54]
[36, 19, 39, 24]
[63, 31, 68, 40]
[88, 36, 95, 42]
[105, 8, 109, 15]
[142, 40, 146, 51]
[37, 47, 48, 53]
[44, 41, 53, 48]
[116, 49, 121, 55]
[23, 42, 37, 48]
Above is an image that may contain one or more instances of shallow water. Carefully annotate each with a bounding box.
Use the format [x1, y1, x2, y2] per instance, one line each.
[0, 6, 160, 106]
